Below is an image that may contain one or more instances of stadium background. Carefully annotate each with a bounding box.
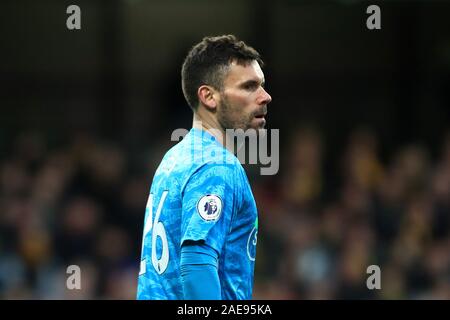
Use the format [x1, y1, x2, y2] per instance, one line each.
[0, 0, 449, 299]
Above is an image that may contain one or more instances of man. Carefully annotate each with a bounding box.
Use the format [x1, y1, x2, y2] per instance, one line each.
[137, 35, 272, 300]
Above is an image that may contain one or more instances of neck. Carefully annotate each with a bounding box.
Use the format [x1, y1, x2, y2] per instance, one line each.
[192, 112, 226, 146]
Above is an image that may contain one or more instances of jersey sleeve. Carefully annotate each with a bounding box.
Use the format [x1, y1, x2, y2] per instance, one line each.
[180, 162, 238, 254]
[180, 243, 221, 299]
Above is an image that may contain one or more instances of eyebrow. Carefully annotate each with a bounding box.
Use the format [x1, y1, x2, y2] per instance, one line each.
[239, 78, 265, 88]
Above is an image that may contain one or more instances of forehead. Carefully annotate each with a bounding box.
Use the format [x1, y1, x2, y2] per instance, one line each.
[223, 60, 264, 86]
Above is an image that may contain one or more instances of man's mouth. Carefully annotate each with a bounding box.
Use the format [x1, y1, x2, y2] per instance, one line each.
[254, 111, 267, 119]
[253, 113, 267, 127]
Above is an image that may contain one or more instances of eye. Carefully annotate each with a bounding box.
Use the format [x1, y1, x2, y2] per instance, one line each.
[243, 82, 259, 91]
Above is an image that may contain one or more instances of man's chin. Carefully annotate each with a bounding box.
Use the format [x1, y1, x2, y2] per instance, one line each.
[229, 119, 266, 132]
[251, 117, 266, 130]
[243, 125, 265, 132]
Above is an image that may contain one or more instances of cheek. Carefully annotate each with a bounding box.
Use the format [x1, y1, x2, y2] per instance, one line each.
[226, 94, 253, 114]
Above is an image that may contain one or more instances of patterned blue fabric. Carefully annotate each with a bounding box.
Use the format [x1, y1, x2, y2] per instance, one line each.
[137, 128, 258, 300]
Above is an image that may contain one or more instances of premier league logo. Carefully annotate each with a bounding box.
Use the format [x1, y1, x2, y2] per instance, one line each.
[197, 195, 222, 221]
[204, 199, 218, 216]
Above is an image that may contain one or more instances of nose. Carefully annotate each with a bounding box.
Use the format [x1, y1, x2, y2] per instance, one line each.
[258, 87, 272, 105]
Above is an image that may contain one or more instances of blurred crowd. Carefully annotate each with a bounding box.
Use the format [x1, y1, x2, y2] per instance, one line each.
[0, 127, 449, 299]
[253, 127, 450, 299]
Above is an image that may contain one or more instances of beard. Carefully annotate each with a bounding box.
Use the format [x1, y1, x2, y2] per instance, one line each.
[216, 94, 266, 131]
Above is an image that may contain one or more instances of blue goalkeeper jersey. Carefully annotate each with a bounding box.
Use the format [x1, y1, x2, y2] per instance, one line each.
[137, 128, 258, 300]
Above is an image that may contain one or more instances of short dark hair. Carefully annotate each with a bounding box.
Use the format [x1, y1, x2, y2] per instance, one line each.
[181, 35, 263, 111]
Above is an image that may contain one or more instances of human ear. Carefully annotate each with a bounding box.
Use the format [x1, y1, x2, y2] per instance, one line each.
[198, 85, 217, 110]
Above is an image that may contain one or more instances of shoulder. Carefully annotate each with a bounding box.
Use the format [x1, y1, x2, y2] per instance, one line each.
[190, 161, 239, 186]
